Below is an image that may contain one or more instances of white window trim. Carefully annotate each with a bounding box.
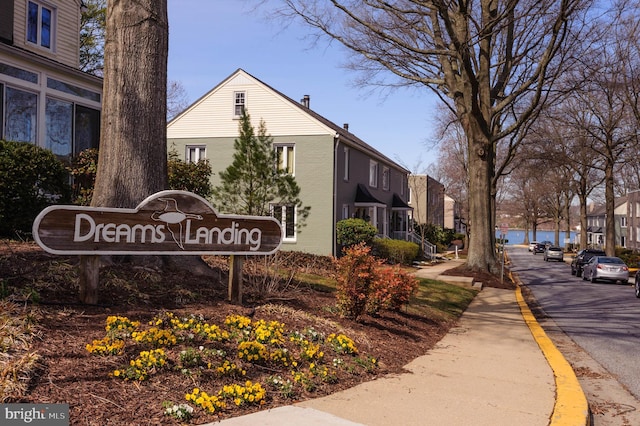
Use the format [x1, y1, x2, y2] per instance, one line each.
[26, 1, 55, 51]
[233, 91, 245, 118]
[369, 160, 378, 188]
[342, 204, 349, 220]
[185, 145, 206, 163]
[271, 204, 297, 243]
[274, 143, 295, 175]
[382, 166, 390, 191]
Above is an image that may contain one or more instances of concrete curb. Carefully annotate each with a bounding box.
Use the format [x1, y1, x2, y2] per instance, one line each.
[512, 274, 591, 426]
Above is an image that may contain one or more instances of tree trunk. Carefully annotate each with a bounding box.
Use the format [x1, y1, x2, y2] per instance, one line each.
[93, 0, 168, 207]
[604, 162, 616, 256]
[228, 255, 244, 305]
[465, 131, 498, 273]
[579, 193, 588, 250]
[564, 194, 572, 250]
[78, 0, 168, 304]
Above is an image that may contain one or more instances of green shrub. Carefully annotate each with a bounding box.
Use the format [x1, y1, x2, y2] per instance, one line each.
[68, 148, 98, 205]
[336, 218, 377, 248]
[0, 140, 71, 238]
[167, 149, 213, 198]
[616, 247, 640, 268]
[67, 148, 215, 205]
[372, 238, 419, 265]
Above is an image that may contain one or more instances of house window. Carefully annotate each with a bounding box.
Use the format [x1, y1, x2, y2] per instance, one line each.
[4, 86, 37, 143]
[272, 204, 296, 241]
[186, 145, 206, 163]
[48, 78, 101, 103]
[45, 97, 73, 157]
[369, 160, 378, 188]
[342, 204, 349, 220]
[354, 207, 370, 222]
[382, 167, 390, 190]
[0, 62, 38, 83]
[621, 235, 626, 247]
[621, 216, 627, 227]
[27, 1, 54, 49]
[74, 105, 101, 153]
[233, 91, 245, 117]
[275, 144, 294, 174]
[343, 147, 349, 181]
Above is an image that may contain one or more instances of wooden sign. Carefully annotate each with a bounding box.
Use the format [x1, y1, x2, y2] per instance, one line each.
[33, 190, 283, 255]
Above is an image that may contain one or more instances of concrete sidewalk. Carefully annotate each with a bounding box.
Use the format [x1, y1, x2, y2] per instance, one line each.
[203, 260, 589, 426]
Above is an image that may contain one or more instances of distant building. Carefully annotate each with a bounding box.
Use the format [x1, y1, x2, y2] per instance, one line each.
[408, 174, 445, 228]
[625, 191, 640, 251]
[586, 196, 628, 249]
[444, 194, 465, 234]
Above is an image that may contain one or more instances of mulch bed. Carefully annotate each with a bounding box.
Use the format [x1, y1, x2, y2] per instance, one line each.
[0, 241, 512, 425]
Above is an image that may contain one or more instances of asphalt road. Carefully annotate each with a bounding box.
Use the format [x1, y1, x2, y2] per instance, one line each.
[507, 246, 640, 401]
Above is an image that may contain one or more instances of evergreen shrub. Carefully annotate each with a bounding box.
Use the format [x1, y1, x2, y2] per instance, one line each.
[336, 218, 377, 248]
[0, 140, 71, 237]
[373, 238, 419, 265]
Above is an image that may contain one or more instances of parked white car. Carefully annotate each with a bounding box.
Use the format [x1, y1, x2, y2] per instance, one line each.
[528, 241, 539, 252]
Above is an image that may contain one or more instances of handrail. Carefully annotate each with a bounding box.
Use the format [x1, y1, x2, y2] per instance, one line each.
[407, 232, 436, 260]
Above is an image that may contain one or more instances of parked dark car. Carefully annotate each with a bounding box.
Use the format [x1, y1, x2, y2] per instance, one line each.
[533, 243, 546, 254]
[570, 248, 606, 277]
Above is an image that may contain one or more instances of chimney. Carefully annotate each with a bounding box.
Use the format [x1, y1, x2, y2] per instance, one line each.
[301, 95, 310, 108]
[343, 123, 349, 131]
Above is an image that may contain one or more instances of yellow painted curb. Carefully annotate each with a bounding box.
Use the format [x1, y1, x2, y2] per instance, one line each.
[512, 274, 590, 426]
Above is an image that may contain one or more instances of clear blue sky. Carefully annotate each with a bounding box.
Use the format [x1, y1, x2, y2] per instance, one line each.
[167, 1, 440, 170]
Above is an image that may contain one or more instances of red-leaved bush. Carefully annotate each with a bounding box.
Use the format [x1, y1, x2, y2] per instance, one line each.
[334, 243, 419, 319]
[369, 266, 419, 313]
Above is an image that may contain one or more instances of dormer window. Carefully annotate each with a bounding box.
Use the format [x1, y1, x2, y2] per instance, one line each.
[27, 1, 54, 50]
[234, 91, 245, 117]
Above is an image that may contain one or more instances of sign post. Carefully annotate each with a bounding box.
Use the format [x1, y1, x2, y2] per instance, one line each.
[499, 224, 508, 283]
[33, 190, 283, 304]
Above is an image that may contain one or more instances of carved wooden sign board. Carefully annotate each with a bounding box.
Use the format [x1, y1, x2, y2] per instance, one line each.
[33, 190, 283, 255]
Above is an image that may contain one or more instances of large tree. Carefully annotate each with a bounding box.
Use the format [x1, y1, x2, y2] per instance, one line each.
[273, 0, 590, 272]
[79, 0, 169, 303]
[92, 0, 168, 208]
[80, 0, 189, 119]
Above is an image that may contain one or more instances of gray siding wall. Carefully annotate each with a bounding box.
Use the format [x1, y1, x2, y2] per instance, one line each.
[168, 134, 336, 257]
[335, 141, 409, 235]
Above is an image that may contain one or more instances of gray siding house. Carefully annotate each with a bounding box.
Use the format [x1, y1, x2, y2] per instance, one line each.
[0, 0, 102, 158]
[167, 69, 412, 256]
[586, 196, 628, 249]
